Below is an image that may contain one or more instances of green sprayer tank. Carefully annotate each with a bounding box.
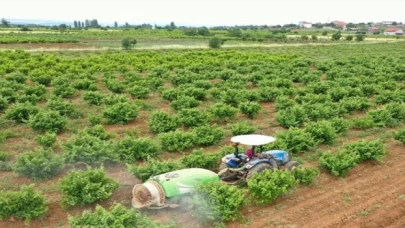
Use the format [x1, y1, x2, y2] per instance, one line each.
[132, 168, 219, 209]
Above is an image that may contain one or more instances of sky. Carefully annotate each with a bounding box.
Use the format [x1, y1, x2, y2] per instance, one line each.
[1, 0, 404, 26]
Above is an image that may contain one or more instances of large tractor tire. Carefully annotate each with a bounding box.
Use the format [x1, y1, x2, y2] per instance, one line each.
[285, 161, 299, 170]
[219, 162, 231, 171]
[246, 163, 273, 179]
[269, 158, 279, 170]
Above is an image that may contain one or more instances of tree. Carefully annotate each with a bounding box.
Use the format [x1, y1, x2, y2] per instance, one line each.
[322, 31, 328, 35]
[355, 34, 365, 42]
[332, 31, 342, 41]
[1, 18, 10, 27]
[346, 35, 353, 41]
[114, 21, 118, 28]
[74, 20, 78, 28]
[170, 21, 176, 29]
[198, 27, 210, 36]
[208, 37, 223, 48]
[81, 22, 84, 27]
[59, 24, 67, 31]
[122, 38, 137, 50]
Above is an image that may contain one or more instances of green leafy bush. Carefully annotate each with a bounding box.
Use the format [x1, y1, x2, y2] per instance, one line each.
[35, 132, 57, 148]
[14, 148, 63, 180]
[248, 170, 297, 205]
[190, 182, 246, 222]
[63, 134, 115, 163]
[180, 149, 220, 170]
[170, 96, 201, 111]
[292, 166, 320, 184]
[209, 103, 238, 122]
[103, 102, 139, 125]
[274, 128, 315, 153]
[208, 37, 223, 48]
[177, 108, 209, 127]
[305, 121, 337, 145]
[68, 203, 163, 228]
[0, 96, 8, 113]
[148, 110, 178, 133]
[0, 185, 48, 221]
[5, 72, 27, 84]
[239, 101, 261, 119]
[350, 116, 375, 129]
[29, 110, 67, 133]
[329, 118, 349, 134]
[394, 129, 405, 144]
[59, 167, 119, 207]
[80, 125, 114, 140]
[344, 140, 386, 161]
[47, 97, 75, 117]
[5, 102, 39, 123]
[30, 74, 52, 86]
[128, 85, 150, 99]
[158, 130, 196, 152]
[82, 91, 105, 105]
[367, 109, 397, 127]
[276, 106, 308, 128]
[230, 121, 257, 135]
[319, 150, 360, 177]
[115, 137, 160, 162]
[192, 125, 225, 146]
[103, 78, 125, 93]
[127, 159, 184, 182]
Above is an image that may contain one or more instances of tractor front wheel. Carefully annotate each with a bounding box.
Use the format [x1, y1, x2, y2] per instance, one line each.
[246, 163, 273, 179]
[285, 161, 299, 170]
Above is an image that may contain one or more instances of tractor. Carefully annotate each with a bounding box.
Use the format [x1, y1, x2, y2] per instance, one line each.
[218, 134, 299, 184]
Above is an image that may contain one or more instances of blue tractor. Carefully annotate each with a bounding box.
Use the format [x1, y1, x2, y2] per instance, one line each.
[218, 134, 299, 183]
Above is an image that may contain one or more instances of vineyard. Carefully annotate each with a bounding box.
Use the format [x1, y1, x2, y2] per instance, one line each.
[0, 42, 405, 227]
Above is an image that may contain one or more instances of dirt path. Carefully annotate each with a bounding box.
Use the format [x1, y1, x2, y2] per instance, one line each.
[227, 140, 405, 228]
[0, 40, 402, 52]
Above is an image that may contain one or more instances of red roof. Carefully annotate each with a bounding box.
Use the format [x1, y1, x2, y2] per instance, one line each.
[385, 28, 402, 32]
[332, 21, 346, 27]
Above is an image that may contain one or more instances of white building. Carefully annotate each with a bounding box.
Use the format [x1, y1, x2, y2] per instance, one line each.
[384, 28, 404, 35]
[299, 21, 312, 28]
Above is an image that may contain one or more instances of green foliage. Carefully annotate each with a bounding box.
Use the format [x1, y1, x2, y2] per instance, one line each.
[35, 132, 57, 148]
[115, 137, 160, 162]
[230, 121, 257, 135]
[239, 101, 261, 119]
[177, 108, 209, 127]
[63, 134, 115, 163]
[345, 35, 353, 41]
[292, 166, 320, 184]
[350, 116, 375, 129]
[332, 31, 342, 41]
[192, 125, 225, 146]
[208, 37, 223, 48]
[276, 106, 308, 128]
[122, 38, 137, 50]
[80, 125, 114, 140]
[305, 121, 337, 144]
[247, 170, 297, 205]
[68, 203, 163, 228]
[190, 182, 246, 222]
[367, 109, 397, 127]
[0, 185, 48, 221]
[209, 103, 238, 122]
[47, 97, 75, 117]
[29, 110, 67, 133]
[82, 91, 105, 105]
[103, 78, 125, 93]
[319, 150, 360, 177]
[170, 96, 201, 111]
[14, 148, 63, 180]
[274, 128, 316, 153]
[329, 118, 349, 134]
[59, 167, 119, 207]
[128, 85, 150, 99]
[0, 96, 7, 113]
[148, 110, 178, 133]
[344, 140, 386, 161]
[394, 129, 405, 144]
[5, 72, 27, 84]
[180, 149, 220, 170]
[355, 34, 365, 42]
[5, 102, 39, 123]
[127, 159, 184, 182]
[158, 130, 196, 152]
[30, 74, 52, 86]
[103, 102, 139, 125]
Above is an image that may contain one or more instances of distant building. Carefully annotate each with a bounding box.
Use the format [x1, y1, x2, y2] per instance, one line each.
[384, 28, 404, 35]
[368, 27, 380, 33]
[382, 21, 396, 25]
[332, 21, 347, 28]
[298, 21, 312, 28]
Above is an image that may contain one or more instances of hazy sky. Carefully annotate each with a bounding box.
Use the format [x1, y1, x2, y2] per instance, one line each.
[1, 0, 404, 26]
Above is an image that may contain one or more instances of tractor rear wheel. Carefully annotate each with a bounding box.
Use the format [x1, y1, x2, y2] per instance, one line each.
[219, 162, 231, 171]
[285, 161, 299, 170]
[246, 163, 273, 179]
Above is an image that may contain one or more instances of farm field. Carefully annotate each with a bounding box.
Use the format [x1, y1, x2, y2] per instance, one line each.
[1, 41, 405, 227]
